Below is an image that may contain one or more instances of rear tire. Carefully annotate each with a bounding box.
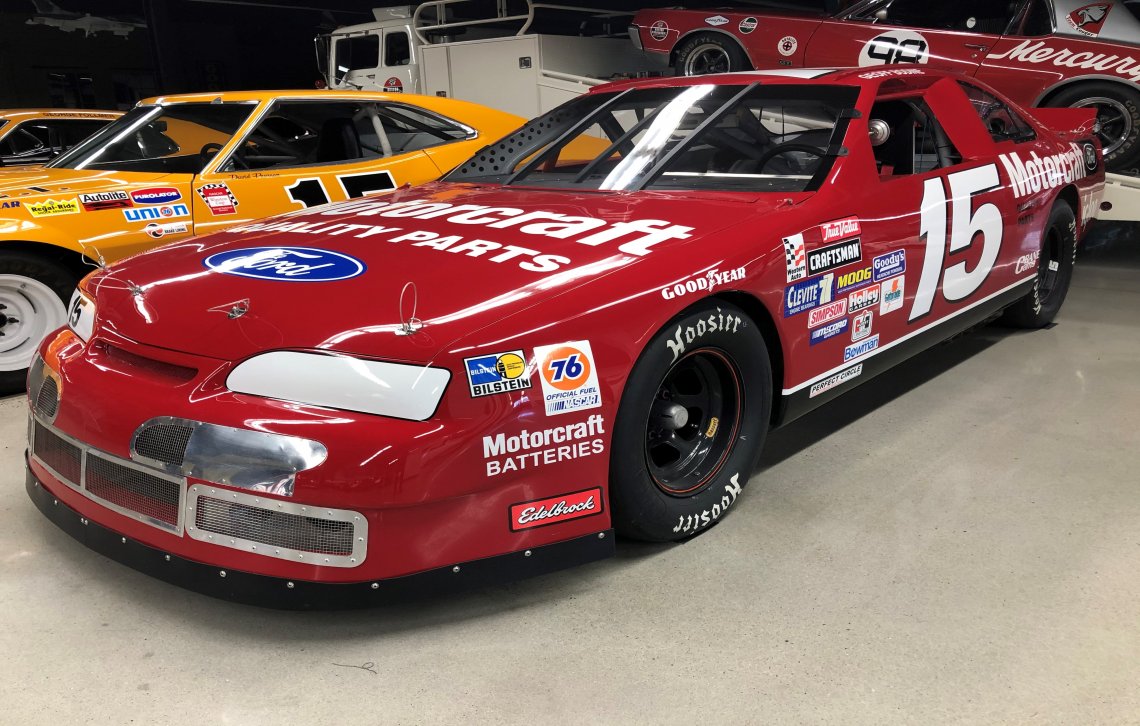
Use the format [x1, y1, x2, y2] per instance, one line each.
[609, 300, 770, 542]
[674, 33, 751, 77]
[1001, 200, 1076, 329]
[1047, 82, 1140, 173]
[0, 253, 76, 394]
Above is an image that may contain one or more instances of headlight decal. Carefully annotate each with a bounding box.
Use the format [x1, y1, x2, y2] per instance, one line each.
[227, 351, 450, 421]
[67, 289, 95, 342]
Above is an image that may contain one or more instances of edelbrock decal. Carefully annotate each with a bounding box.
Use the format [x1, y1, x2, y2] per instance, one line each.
[483, 414, 605, 477]
[203, 247, 366, 282]
[464, 349, 532, 398]
[510, 487, 603, 531]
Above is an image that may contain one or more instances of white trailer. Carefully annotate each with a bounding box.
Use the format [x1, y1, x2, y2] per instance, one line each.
[316, 1, 664, 119]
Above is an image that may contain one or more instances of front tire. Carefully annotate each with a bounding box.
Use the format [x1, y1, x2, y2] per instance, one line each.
[1002, 199, 1077, 329]
[609, 301, 771, 542]
[674, 33, 751, 76]
[0, 253, 76, 394]
[1047, 82, 1140, 172]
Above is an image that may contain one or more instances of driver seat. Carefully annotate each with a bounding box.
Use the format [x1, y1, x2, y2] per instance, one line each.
[316, 118, 362, 163]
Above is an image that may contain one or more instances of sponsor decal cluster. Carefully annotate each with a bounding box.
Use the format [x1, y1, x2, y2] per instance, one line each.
[483, 413, 605, 477]
[79, 191, 131, 211]
[464, 349, 531, 398]
[1067, 3, 1111, 37]
[986, 40, 1140, 84]
[26, 198, 79, 217]
[673, 473, 743, 535]
[535, 340, 602, 416]
[999, 144, 1092, 200]
[510, 487, 603, 531]
[144, 221, 190, 239]
[198, 182, 238, 215]
[228, 197, 696, 275]
[124, 203, 190, 222]
[778, 36, 798, 56]
[738, 17, 757, 34]
[203, 246, 366, 281]
[844, 334, 879, 362]
[809, 364, 862, 398]
[1014, 250, 1040, 275]
[661, 266, 745, 300]
[880, 276, 904, 315]
[666, 307, 743, 362]
[649, 20, 669, 41]
[810, 318, 848, 346]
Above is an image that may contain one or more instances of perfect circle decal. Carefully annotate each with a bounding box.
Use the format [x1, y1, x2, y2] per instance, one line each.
[203, 247, 366, 281]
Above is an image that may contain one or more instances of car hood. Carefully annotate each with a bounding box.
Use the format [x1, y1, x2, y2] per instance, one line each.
[91, 182, 794, 363]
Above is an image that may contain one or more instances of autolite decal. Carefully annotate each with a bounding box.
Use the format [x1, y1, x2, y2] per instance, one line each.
[79, 191, 131, 211]
[986, 40, 1140, 83]
[510, 487, 603, 531]
[999, 145, 1090, 200]
[483, 414, 605, 477]
[807, 238, 861, 276]
[661, 267, 745, 300]
[820, 216, 861, 242]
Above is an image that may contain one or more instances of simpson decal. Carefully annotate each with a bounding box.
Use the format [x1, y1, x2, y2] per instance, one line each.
[464, 349, 532, 398]
[808, 299, 847, 328]
[26, 198, 79, 217]
[783, 233, 807, 282]
[807, 238, 861, 276]
[1067, 3, 1111, 36]
[79, 191, 131, 211]
[534, 340, 602, 416]
[510, 487, 603, 531]
[197, 183, 238, 215]
[483, 414, 606, 477]
[809, 365, 862, 398]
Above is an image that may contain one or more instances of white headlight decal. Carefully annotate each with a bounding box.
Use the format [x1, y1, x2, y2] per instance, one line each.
[67, 290, 95, 342]
[227, 351, 450, 421]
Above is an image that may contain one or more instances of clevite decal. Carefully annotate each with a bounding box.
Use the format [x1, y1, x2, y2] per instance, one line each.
[203, 246, 366, 282]
[464, 349, 532, 398]
[534, 340, 602, 416]
[483, 414, 606, 477]
[784, 275, 834, 317]
[509, 487, 603, 531]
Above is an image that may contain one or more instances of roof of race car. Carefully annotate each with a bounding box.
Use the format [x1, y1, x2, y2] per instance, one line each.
[588, 67, 929, 95]
[0, 109, 121, 122]
[137, 89, 464, 106]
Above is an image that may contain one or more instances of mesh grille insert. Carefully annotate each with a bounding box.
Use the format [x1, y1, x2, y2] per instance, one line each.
[85, 454, 180, 527]
[34, 376, 59, 420]
[195, 496, 354, 556]
[133, 423, 194, 466]
[33, 421, 81, 485]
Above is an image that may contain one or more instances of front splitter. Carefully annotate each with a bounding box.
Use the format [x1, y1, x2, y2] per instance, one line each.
[26, 464, 615, 609]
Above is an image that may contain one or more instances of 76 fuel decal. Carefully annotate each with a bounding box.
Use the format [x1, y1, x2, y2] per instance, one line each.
[533, 340, 602, 417]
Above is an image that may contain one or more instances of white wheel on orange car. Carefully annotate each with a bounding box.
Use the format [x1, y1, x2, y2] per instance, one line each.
[0, 253, 75, 393]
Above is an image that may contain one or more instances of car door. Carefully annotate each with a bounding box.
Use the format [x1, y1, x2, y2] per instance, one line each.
[805, 0, 1021, 77]
[193, 97, 461, 234]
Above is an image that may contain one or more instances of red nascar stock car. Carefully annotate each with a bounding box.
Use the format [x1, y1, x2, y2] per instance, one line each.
[630, 0, 1140, 171]
[27, 68, 1103, 607]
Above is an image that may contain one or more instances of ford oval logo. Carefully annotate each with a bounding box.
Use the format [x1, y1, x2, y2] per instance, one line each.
[203, 247, 366, 282]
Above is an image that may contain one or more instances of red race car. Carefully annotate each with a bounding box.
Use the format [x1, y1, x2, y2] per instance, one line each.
[27, 68, 1102, 607]
[630, 0, 1140, 171]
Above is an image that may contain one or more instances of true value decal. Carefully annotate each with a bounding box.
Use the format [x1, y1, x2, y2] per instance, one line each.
[203, 246, 366, 281]
[534, 340, 602, 416]
[483, 414, 605, 477]
[509, 487, 603, 531]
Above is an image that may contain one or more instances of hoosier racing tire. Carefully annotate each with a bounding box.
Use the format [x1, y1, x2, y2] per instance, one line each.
[609, 300, 771, 542]
[1001, 199, 1077, 329]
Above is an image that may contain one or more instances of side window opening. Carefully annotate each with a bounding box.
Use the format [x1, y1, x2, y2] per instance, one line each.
[1014, 0, 1054, 36]
[385, 31, 411, 67]
[869, 96, 962, 177]
[957, 81, 1036, 143]
[862, 0, 1016, 34]
[334, 34, 381, 76]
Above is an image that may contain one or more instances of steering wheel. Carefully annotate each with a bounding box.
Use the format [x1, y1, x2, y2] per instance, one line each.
[752, 143, 826, 174]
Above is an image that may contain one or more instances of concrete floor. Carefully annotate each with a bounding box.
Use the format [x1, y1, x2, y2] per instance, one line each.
[1, 229, 1137, 726]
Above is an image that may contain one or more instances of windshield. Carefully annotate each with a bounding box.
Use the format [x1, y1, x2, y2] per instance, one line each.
[49, 102, 257, 174]
[446, 83, 858, 192]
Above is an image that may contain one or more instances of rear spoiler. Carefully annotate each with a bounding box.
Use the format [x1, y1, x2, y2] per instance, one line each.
[1031, 107, 1098, 142]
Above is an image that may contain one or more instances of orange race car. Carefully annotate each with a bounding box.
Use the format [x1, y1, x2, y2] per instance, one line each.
[0, 109, 120, 166]
[0, 90, 523, 391]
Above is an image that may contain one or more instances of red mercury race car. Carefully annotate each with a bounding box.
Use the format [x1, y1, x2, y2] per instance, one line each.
[26, 67, 1103, 607]
[630, 0, 1140, 171]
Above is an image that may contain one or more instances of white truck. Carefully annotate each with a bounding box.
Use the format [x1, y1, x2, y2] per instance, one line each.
[315, 1, 664, 119]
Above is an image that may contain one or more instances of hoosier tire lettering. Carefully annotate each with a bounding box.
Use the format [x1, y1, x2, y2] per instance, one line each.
[665, 308, 743, 363]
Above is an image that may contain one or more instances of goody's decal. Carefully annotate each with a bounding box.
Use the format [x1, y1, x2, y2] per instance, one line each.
[534, 340, 602, 416]
[810, 318, 848, 346]
[873, 250, 906, 282]
[509, 487, 604, 531]
[203, 247, 366, 282]
[464, 349, 532, 398]
[783, 274, 834, 317]
[131, 187, 182, 205]
[79, 191, 131, 211]
[844, 334, 879, 362]
[123, 203, 189, 222]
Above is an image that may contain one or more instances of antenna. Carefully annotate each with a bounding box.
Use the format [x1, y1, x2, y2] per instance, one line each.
[396, 281, 423, 336]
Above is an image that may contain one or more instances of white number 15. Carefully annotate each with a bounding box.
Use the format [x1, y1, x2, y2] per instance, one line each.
[911, 164, 1004, 322]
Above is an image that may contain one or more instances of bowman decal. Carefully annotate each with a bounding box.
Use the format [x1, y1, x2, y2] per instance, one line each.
[807, 238, 861, 276]
[203, 246, 366, 282]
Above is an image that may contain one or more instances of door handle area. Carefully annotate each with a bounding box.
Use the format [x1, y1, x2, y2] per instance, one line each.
[964, 43, 990, 51]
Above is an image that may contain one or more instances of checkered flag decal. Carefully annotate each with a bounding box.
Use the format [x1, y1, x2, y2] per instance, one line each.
[197, 183, 238, 207]
[783, 234, 806, 282]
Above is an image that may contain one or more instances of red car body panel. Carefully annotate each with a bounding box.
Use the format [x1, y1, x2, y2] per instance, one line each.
[631, 4, 1140, 109]
[27, 69, 1105, 602]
